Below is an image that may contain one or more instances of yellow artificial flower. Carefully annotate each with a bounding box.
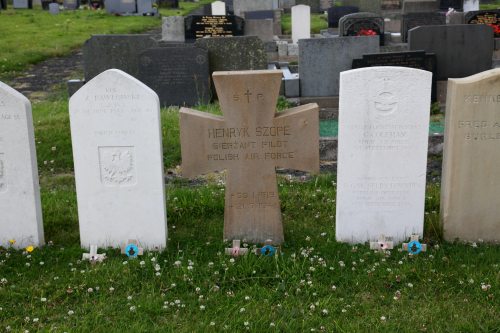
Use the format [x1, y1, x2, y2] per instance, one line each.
[9, 239, 16, 245]
[25, 245, 34, 253]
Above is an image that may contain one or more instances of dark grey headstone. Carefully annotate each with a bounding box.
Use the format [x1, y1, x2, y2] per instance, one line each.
[296, 0, 320, 13]
[401, 12, 445, 43]
[244, 10, 274, 19]
[105, 0, 120, 13]
[13, 0, 32, 9]
[83, 35, 157, 81]
[119, 0, 136, 13]
[439, 0, 463, 10]
[409, 24, 493, 80]
[328, 6, 359, 28]
[339, 12, 385, 45]
[226, 0, 234, 14]
[185, 15, 245, 40]
[195, 36, 267, 98]
[63, 0, 80, 10]
[402, 0, 439, 13]
[137, 0, 153, 14]
[465, 10, 500, 38]
[298, 36, 380, 96]
[137, 47, 211, 107]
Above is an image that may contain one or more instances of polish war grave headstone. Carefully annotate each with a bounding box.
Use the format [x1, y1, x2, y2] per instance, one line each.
[299, 36, 380, 96]
[463, 0, 479, 12]
[82, 35, 157, 81]
[137, 47, 211, 107]
[292, 4, 310, 44]
[409, 24, 494, 80]
[0, 82, 44, 249]
[441, 68, 500, 243]
[211, 0, 226, 15]
[179, 70, 319, 244]
[339, 12, 385, 45]
[336, 67, 432, 244]
[401, 12, 446, 42]
[69, 69, 167, 249]
[184, 15, 245, 40]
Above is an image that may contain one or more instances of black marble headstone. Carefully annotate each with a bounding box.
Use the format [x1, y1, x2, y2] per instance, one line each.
[185, 15, 245, 40]
[401, 12, 445, 43]
[327, 6, 359, 28]
[352, 50, 437, 101]
[339, 12, 385, 45]
[465, 10, 500, 37]
[138, 47, 211, 107]
[439, 0, 463, 11]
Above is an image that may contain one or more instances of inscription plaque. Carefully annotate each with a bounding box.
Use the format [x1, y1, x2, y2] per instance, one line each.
[180, 71, 319, 244]
[336, 67, 432, 244]
[185, 15, 245, 40]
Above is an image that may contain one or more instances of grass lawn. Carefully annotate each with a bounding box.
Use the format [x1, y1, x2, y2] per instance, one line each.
[0, 0, 214, 81]
[0, 88, 498, 332]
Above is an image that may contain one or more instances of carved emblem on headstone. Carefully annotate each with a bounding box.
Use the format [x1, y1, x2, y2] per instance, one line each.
[98, 146, 136, 186]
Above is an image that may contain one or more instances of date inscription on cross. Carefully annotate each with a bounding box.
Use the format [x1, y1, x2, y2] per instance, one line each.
[180, 70, 319, 244]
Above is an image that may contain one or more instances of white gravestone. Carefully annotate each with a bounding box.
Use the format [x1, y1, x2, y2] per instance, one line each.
[463, 0, 479, 12]
[69, 69, 167, 250]
[211, 1, 226, 15]
[292, 5, 310, 44]
[336, 67, 432, 244]
[0, 81, 44, 249]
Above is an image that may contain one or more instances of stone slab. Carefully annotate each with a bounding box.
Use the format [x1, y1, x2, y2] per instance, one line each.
[0, 81, 44, 249]
[63, 0, 80, 9]
[69, 69, 167, 249]
[211, 0, 226, 15]
[402, 0, 439, 13]
[336, 67, 432, 244]
[298, 36, 380, 96]
[401, 12, 445, 43]
[339, 12, 385, 45]
[233, 0, 274, 16]
[82, 34, 157, 81]
[441, 68, 500, 243]
[137, 47, 210, 106]
[245, 19, 275, 42]
[162, 16, 185, 42]
[409, 24, 494, 80]
[463, 0, 479, 12]
[179, 70, 319, 244]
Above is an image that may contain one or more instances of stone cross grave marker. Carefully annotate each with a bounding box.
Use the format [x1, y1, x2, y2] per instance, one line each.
[441, 69, 500, 243]
[180, 70, 319, 244]
[369, 235, 394, 252]
[82, 245, 106, 262]
[0, 81, 44, 249]
[70, 69, 167, 250]
[336, 67, 432, 244]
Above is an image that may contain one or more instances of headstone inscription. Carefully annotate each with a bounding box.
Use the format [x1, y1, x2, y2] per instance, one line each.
[184, 15, 245, 40]
[0, 81, 44, 249]
[439, 0, 463, 11]
[401, 12, 446, 42]
[351, 51, 438, 101]
[179, 70, 319, 244]
[441, 68, 500, 243]
[292, 4, 310, 44]
[299, 36, 380, 96]
[13, 0, 33, 9]
[211, 0, 226, 15]
[409, 24, 493, 80]
[63, 0, 80, 10]
[339, 12, 385, 45]
[137, 47, 211, 107]
[328, 6, 359, 28]
[336, 67, 432, 244]
[69, 69, 167, 249]
[82, 35, 157, 81]
[465, 10, 500, 37]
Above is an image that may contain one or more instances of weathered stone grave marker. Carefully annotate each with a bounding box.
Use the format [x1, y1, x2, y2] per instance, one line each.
[69, 69, 167, 249]
[336, 67, 432, 244]
[180, 70, 319, 243]
[440, 69, 500, 243]
[0, 81, 44, 249]
[292, 4, 310, 44]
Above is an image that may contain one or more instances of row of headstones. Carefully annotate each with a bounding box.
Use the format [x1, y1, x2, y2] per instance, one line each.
[330, 0, 474, 13]
[2, 66, 500, 250]
[2, 0, 160, 13]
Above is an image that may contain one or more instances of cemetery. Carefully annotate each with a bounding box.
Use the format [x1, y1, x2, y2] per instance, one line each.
[0, 0, 500, 331]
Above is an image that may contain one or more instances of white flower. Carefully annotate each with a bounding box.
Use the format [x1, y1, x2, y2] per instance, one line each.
[40, 297, 47, 302]
[210, 322, 215, 326]
[130, 306, 136, 312]
[240, 307, 246, 313]
[322, 309, 328, 315]
[109, 287, 115, 292]
[200, 305, 206, 310]
[68, 310, 74, 316]
[174, 261, 181, 267]
[127, 296, 133, 300]
[381, 316, 386, 321]
[331, 285, 337, 291]
[87, 288, 93, 293]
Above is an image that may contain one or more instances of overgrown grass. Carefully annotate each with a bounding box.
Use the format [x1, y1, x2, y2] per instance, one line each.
[0, 91, 496, 332]
[0, 0, 213, 80]
[281, 13, 328, 35]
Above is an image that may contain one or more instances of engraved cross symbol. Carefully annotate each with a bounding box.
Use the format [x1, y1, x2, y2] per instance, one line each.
[180, 70, 319, 244]
[244, 89, 252, 103]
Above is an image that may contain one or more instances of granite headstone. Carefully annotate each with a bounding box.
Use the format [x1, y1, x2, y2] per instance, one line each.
[401, 12, 445, 42]
[328, 6, 359, 28]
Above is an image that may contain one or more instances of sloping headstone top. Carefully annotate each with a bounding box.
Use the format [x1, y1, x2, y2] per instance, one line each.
[0, 81, 44, 249]
[336, 67, 432, 244]
[69, 69, 167, 250]
[441, 68, 500, 243]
